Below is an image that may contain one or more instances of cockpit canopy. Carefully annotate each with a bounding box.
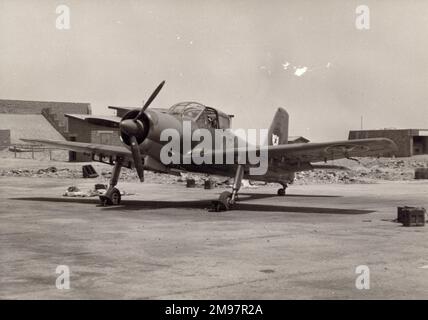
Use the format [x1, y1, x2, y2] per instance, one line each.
[168, 102, 205, 120]
[168, 101, 232, 129]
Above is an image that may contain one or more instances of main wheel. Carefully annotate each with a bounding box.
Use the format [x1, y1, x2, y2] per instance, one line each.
[110, 188, 121, 205]
[277, 188, 286, 196]
[99, 187, 121, 206]
[212, 191, 232, 212]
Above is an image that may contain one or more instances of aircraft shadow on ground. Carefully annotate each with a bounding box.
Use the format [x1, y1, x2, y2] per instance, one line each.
[239, 192, 341, 199]
[11, 192, 372, 215]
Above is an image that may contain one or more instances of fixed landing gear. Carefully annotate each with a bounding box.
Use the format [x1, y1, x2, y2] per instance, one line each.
[99, 157, 123, 206]
[277, 183, 287, 196]
[100, 187, 121, 205]
[212, 165, 245, 212]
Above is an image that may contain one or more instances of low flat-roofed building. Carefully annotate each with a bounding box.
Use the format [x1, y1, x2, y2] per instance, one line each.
[349, 129, 428, 157]
[288, 136, 310, 144]
[0, 99, 91, 160]
[0, 114, 65, 144]
[65, 114, 121, 161]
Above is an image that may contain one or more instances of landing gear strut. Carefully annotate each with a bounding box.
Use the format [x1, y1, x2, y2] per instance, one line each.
[99, 157, 123, 206]
[277, 183, 287, 196]
[212, 165, 245, 212]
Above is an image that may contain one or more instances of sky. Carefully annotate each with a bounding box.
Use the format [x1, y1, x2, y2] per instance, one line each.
[1, 0, 428, 141]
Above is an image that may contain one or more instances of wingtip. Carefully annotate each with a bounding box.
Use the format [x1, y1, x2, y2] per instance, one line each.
[385, 138, 399, 152]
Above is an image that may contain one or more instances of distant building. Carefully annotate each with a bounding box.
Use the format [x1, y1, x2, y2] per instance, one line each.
[66, 114, 121, 161]
[0, 99, 91, 160]
[0, 129, 10, 150]
[288, 136, 310, 144]
[349, 129, 428, 157]
[0, 114, 65, 144]
[0, 99, 90, 136]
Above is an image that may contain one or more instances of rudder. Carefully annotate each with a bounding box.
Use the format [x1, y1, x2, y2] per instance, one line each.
[267, 108, 289, 146]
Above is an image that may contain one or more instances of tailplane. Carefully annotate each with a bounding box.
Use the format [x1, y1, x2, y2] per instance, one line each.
[267, 108, 289, 146]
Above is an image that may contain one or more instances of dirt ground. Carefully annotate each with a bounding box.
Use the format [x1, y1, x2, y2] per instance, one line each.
[0, 157, 427, 299]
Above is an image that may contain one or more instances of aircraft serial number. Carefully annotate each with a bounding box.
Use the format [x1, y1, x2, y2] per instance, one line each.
[209, 304, 263, 315]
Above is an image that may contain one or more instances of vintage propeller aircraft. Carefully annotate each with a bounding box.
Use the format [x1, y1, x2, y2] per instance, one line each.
[23, 81, 397, 211]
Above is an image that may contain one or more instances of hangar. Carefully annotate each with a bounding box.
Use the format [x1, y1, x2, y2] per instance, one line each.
[349, 129, 428, 157]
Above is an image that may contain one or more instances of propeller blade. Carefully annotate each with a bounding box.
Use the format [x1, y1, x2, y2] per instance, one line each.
[129, 135, 144, 182]
[136, 80, 165, 119]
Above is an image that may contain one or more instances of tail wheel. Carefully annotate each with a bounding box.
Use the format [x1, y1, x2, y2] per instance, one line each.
[277, 188, 286, 196]
[212, 191, 232, 212]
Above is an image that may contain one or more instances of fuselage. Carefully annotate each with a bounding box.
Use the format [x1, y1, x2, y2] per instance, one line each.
[121, 102, 298, 184]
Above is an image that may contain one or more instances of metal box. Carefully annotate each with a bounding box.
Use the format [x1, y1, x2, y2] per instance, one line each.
[204, 179, 215, 189]
[398, 206, 426, 227]
[186, 178, 196, 188]
[415, 168, 428, 179]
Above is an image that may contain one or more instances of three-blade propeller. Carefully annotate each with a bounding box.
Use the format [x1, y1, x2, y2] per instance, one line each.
[119, 81, 165, 182]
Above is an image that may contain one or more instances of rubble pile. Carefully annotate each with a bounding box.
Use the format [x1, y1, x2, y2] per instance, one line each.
[1, 156, 427, 185]
[295, 157, 427, 184]
[0, 167, 82, 178]
[295, 170, 366, 185]
[0, 165, 177, 182]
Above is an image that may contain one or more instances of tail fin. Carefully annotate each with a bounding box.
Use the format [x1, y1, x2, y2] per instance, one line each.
[267, 108, 289, 146]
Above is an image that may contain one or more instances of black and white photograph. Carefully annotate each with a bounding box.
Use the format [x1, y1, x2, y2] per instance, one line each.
[0, 0, 427, 307]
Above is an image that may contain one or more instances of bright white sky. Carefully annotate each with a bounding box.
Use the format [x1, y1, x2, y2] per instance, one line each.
[1, 0, 428, 141]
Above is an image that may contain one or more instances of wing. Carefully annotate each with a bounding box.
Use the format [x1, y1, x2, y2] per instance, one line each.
[84, 115, 121, 128]
[21, 138, 131, 158]
[22, 138, 181, 175]
[266, 138, 397, 163]
[23, 137, 397, 169]
[186, 138, 397, 164]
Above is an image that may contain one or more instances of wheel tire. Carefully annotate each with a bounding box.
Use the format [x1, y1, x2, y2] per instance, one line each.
[277, 188, 286, 196]
[212, 191, 232, 211]
[110, 188, 121, 205]
[99, 187, 121, 205]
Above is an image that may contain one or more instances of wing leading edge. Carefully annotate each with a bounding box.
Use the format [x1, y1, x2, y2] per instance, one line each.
[21, 138, 131, 158]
